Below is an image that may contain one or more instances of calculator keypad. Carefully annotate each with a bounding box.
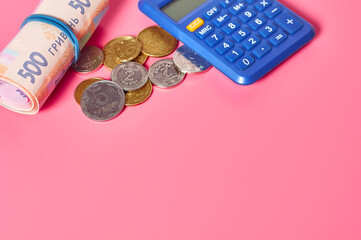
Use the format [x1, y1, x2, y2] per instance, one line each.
[194, 0, 305, 71]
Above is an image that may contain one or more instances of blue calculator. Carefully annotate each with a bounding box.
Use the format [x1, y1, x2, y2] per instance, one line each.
[139, 0, 315, 85]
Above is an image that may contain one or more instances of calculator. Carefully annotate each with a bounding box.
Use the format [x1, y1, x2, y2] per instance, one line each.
[138, 0, 315, 85]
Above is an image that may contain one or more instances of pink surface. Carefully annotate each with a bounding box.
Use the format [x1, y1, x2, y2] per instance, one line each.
[1, 0, 361, 239]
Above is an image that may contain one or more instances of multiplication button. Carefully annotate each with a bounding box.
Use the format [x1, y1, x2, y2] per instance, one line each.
[254, 0, 272, 11]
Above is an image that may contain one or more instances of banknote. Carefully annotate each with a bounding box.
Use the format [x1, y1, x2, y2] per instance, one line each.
[0, 0, 109, 114]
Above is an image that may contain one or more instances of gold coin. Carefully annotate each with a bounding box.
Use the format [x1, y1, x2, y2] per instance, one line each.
[125, 80, 153, 106]
[74, 78, 104, 105]
[103, 36, 142, 70]
[132, 52, 149, 65]
[137, 26, 178, 57]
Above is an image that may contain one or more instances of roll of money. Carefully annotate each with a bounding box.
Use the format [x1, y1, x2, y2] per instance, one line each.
[0, 0, 109, 114]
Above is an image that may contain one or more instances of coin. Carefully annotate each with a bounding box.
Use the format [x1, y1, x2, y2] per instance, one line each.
[148, 59, 186, 88]
[125, 81, 153, 106]
[111, 62, 149, 91]
[137, 26, 178, 57]
[72, 46, 104, 73]
[74, 78, 103, 105]
[173, 45, 212, 74]
[80, 81, 125, 122]
[103, 36, 142, 70]
[132, 52, 148, 65]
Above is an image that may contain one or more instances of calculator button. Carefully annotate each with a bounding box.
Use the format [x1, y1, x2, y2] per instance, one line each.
[264, 4, 283, 19]
[215, 40, 235, 55]
[259, 23, 277, 38]
[275, 13, 304, 34]
[229, 2, 247, 15]
[203, 6, 221, 20]
[226, 48, 245, 62]
[236, 55, 255, 70]
[269, 31, 288, 46]
[254, 0, 272, 11]
[253, 43, 272, 58]
[219, 0, 236, 8]
[242, 34, 261, 50]
[196, 24, 214, 39]
[212, 13, 231, 27]
[187, 18, 205, 32]
[238, 9, 256, 23]
[205, 32, 225, 47]
[232, 27, 251, 42]
[222, 21, 241, 35]
[248, 16, 266, 30]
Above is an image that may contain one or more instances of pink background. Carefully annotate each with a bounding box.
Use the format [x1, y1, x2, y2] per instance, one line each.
[1, 0, 361, 239]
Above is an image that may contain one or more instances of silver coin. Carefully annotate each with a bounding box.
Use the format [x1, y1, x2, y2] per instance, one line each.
[148, 59, 186, 88]
[173, 45, 212, 74]
[111, 62, 148, 91]
[80, 81, 125, 122]
[72, 46, 104, 73]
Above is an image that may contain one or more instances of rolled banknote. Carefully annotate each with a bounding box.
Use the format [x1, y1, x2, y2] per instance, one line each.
[0, 0, 109, 114]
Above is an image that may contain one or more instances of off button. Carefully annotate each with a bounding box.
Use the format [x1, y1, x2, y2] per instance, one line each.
[186, 18, 205, 32]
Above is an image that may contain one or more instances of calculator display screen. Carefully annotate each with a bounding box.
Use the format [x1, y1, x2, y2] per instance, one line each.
[161, 0, 207, 22]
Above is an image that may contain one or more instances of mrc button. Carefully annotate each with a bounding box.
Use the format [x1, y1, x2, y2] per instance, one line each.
[196, 24, 214, 39]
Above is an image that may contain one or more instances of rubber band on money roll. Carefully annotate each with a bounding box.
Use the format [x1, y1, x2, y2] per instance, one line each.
[21, 14, 80, 63]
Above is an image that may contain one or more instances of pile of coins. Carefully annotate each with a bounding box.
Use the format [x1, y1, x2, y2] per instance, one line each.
[72, 26, 211, 122]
